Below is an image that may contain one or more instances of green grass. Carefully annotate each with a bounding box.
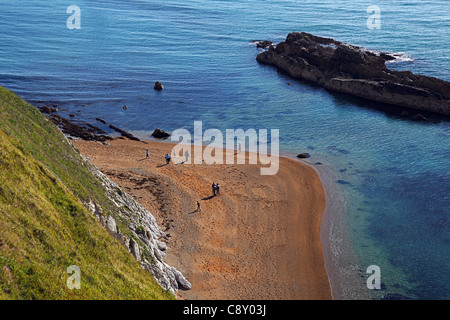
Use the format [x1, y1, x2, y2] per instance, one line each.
[0, 86, 174, 300]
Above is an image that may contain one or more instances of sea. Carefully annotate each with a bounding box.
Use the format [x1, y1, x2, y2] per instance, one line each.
[0, 0, 448, 300]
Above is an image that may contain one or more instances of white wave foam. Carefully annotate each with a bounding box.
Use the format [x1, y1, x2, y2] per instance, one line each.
[385, 52, 414, 63]
[364, 48, 414, 63]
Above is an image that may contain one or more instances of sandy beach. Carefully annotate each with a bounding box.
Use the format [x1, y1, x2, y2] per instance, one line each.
[73, 137, 331, 300]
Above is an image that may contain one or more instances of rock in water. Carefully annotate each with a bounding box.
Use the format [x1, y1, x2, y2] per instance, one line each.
[154, 81, 164, 91]
[38, 105, 58, 114]
[252, 40, 273, 48]
[256, 32, 450, 116]
[297, 153, 311, 159]
[152, 128, 170, 139]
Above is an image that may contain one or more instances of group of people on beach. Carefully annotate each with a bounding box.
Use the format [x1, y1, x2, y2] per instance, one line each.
[146, 148, 223, 213]
[212, 182, 220, 196]
[194, 182, 221, 213]
[145, 149, 172, 165]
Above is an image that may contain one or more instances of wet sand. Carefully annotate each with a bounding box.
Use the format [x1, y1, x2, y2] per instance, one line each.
[73, 138, 331, 300]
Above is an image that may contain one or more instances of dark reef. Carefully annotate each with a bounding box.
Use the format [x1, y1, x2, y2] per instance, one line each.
[257, 32, 450, 116]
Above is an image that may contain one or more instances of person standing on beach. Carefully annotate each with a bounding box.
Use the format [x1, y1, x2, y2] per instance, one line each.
[165, 153, 171, 164]
[212, 182, 216, 196]
[146, 149, 149, 158]
[197, 201, 201, 212]
[238, 143, 242, 153]
[216, 183, 221, 196]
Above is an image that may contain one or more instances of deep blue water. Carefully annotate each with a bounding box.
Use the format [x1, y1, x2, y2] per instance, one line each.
[0, 0, 449, 299]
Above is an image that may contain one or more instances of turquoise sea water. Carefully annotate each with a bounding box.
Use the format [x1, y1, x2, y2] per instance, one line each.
[0, 0, 448, 299]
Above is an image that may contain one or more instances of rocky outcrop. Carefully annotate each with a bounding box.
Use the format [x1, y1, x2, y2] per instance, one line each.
[256, 32, 450, 116]
[45, 113, 141, 142]
[95, 118, 141, 141]
[297, 153, 311, 159]
[252, 40, 273, 48]
[48, 114, 112, 142]
[83, 157, 191, 295]
[151, 128, 171, 139]
[38, 105, 58, 114]
[154, 81, 164, 91]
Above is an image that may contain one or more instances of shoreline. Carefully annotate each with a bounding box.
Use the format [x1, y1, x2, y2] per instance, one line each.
[279, 150, 347, 300]
[284, 149, 371, 300]
[295, 154, 371, 300]
[289, 155, 338, 299]
[73, 137, 332, 299]
[300, 158, 352, 300]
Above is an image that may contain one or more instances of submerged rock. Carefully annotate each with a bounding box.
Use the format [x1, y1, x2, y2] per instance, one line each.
[256, 32, 450, 116]
[382, 293, 413, 300]
[297, 153, 311, 158]
[337, 179, 352, 186]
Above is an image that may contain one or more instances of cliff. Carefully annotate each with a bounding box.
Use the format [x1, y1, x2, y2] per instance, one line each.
[256, 32, 450, 116]
[0, 86, 189, 299]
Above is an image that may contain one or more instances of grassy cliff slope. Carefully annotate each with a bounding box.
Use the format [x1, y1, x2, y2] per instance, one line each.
[0, 86, 173, 300]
